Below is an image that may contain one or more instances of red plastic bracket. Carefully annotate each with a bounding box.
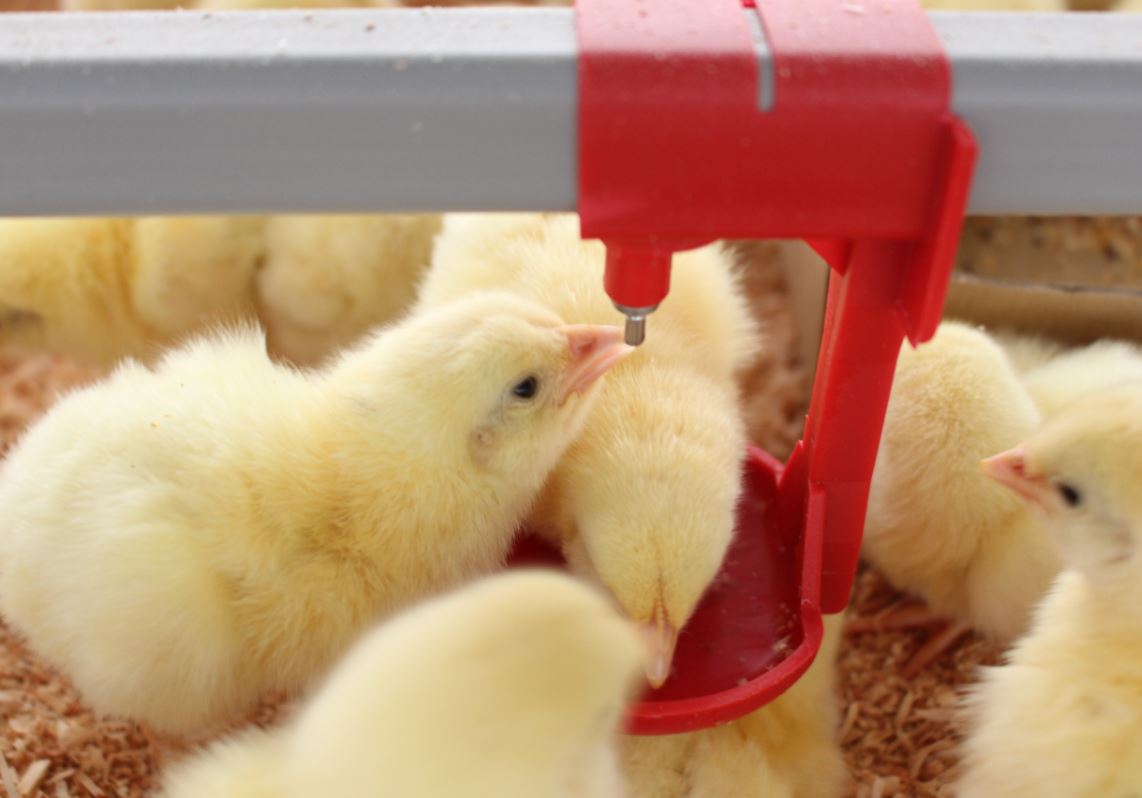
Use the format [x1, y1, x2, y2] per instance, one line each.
[577, 0, 977, 732]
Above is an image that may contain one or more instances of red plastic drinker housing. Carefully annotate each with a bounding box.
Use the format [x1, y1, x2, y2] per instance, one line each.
[511, 0, 978, 736]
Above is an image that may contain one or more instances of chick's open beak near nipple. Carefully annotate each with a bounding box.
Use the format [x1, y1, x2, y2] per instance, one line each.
[556, 324, 634, 405]
[980, 447, 1052, 510]
[638, 605, 679, 689]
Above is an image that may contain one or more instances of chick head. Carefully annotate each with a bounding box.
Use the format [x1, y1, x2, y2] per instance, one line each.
[558, 364, 745, 688]
[982, 384, 1142, 591]
[396, 291, 632, 479]
[286, 571, 648, 798]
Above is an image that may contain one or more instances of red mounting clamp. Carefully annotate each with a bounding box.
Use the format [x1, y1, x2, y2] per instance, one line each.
[576, 0, 977, 734]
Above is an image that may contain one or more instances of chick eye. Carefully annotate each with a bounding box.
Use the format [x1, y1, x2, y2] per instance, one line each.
[1057, 483, 1082, 508]
[511, 376, 539, 400]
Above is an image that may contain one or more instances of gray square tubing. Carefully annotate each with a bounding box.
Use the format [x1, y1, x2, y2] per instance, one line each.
[0, 8, 1138, 217]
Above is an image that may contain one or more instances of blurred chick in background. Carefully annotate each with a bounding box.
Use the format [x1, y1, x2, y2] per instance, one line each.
[852, 321, 1062, 677]
[0, 291, 629, 739]
[958, 385, 1142, 798]
[1014, 337, 1142, 421]
[416, 213, 759, 689]
[257, 214, 441, 366]
[0, 213, 439, 369]
[0, 216, 264, 369]
[161, 571, 647, 798]
[622, 614, 848, 798]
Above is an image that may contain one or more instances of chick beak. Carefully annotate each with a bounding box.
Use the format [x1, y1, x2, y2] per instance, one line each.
[980, 447, 1053, 510]
[556, 325, 633, 405]
[638, 606, 679, 690]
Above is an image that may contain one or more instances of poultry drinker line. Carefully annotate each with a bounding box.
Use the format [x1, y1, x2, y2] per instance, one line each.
[512, 0, 977, 735]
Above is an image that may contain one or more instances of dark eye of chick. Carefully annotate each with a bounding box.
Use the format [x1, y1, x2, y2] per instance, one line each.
[511, 376, 539, 400]
[1057, 482, 1082, 508]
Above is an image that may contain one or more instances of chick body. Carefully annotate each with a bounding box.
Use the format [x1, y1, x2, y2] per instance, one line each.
[0, 292, 623, 738]
[161, 571, 645, 798]
[863, 321, 1062, 646]
[416, 213, 758, 685]
[962, 387, 1142, 797]
[958, 572, 1142, 798]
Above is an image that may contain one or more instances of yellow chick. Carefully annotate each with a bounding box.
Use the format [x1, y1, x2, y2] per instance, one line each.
[620, 614, 848, 798]
[855, 321, 1062, 675]
[1017, 337, 1142, 420]
[959, 385, 1142, 798]
[990, 328, 1066, 376]
[0, 291, 629, 739]
[415, 213, 759, 687]
[160, 570, 646, 798]
[0, 216, 264, 369]
[0, 213, 442, 371]
[257, 214, 442, 367]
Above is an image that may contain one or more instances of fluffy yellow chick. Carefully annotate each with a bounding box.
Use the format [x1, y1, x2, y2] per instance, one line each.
[160, 570, 646, 798]
[1017, 337, 1142, 420]
[620, 614, 848, 798]
[959, 385, 1142, 798]
[0, 216, 264, 369]
[990, 328, 1066, 376]
[855, 321, 1062, 675]
[0, 291, 629, 739]
[257, 214, 441, 366]
[416, 213, 758, 687]
[0, 213, 441, 370]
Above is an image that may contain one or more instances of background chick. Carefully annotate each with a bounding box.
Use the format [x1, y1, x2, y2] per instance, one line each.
[161, 571, 646, 798]
[0, 213, 440, 370]
[854, 321, 1062, 676]
[620, 614, 848, 798]
[257, 214, 441, 366]
[1015, 337, 1142, 420]
[0, 291, 628, 739]
[958, 386, 1142, 798]
[0, 217, 262, 369]
[416, 213, 759, 688]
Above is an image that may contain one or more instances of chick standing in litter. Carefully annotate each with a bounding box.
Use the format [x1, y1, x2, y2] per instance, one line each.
[416, 213, 758, 688]
[853, 321, 1062, 676]
[0, 291, 630, 739]
[958, 385, 1142, 798]
[160, 571, 647, 798]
